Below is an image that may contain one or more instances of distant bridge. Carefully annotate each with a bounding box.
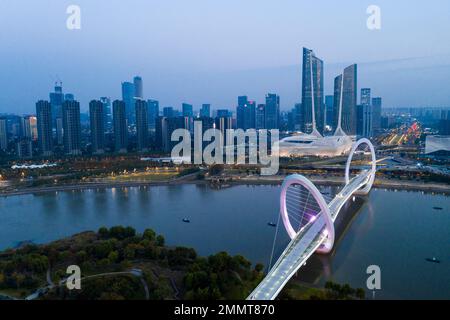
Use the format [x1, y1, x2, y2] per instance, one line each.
[248, 138, 376, 300]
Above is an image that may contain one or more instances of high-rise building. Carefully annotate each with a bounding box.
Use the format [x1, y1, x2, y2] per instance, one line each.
[237, 96, 256, 130]
[200, 104, 211, 118]
[358, 88, 372, 138]
[372, 97, 382, 133]
[256, 104, 265, 130]
[361, 88, 371, 107]
[16, 139, 33, 159]
[293, 103, 302, 131]
[122, 81, 135, 124]
[333, 64, 357, 135]
[216, 109, 231, 118]
[156, 116, 186, 153]
[182, 103, 193, 117]
[181, 103, 194, 122]
[148, 99, 160, 131]
[22, 115, 38, 141]
[287, 109, 295, 132]
[265, 93, 280, 130]
[363, 104, 373, 137]
[246, 100, 256, 129]
[62, 100, 82, 155]
[0, 117, 7, 151]
[65, 93, 75, 101]
[50, 82, 65, 145]
[134, 76, 143, 99]
[215, 113, 233, 144]
[356, 105, 364, 137]
[325, 95, 334, 129]
[301, 48, 324, 134]
[163, 106, 174, 118]
[89, 100, 106, 154]
[135, 99, 149, 152]
[100, 97, 112, 131]
[36, 100, 53, 156]
[113, 100, 128, 153]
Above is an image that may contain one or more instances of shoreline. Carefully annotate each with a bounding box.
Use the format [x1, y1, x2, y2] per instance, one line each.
[233, 176, 450, 195]
[0, 175, 448, 197]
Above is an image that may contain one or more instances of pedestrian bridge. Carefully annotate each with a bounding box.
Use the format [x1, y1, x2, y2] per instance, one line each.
[248, 138, 376, 300]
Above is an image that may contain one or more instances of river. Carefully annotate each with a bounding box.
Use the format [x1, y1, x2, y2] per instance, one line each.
[0, 184, 448, 299]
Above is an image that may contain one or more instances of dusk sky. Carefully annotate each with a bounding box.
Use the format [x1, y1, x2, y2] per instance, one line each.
[1, 0, 450, 114]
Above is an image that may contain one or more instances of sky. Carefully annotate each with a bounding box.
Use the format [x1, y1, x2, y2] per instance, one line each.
[1, 0, 450, 114]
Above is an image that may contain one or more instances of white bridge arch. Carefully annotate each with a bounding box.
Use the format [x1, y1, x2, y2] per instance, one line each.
[345, 138, 376, 195]
[280, 174, 335, 254]
[248, 139, 376, 300]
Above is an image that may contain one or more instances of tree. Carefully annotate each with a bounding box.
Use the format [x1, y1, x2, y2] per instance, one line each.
[156, 235, 165, 247]
[108, 251, 119, 263]
[254, 263, 264, 273]
[98, 227, 109, 239]
[356, 288, 366, 299]
[143, 229, 156, 241]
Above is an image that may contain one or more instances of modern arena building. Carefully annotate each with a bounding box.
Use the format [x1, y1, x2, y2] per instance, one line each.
[276, 133, 353, 157]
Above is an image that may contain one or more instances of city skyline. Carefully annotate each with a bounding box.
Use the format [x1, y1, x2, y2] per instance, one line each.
[1, 1, 450, 113]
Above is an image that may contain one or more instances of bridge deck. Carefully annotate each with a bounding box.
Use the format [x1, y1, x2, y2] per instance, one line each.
[248, 171, 371, 300]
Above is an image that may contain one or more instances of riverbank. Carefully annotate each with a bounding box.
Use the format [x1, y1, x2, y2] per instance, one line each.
[234, 175, 450, 194]
[1, 173, 448, 197]
[0, 171, 203, 197]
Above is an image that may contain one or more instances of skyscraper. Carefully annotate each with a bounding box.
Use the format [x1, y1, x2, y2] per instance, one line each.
[122, 81, 135, 124]
[16, 139, 32, 159]
[148, 99, 160, 131]
[163, 106, 174, 118]
[265, 93, 280, 130]
[62, 100, 82, 155]
[361, 88, 371, 107]
[325, 95, 334, 129]
[135, 99, 149, 152]
[356, 105, 364, 137]
[372, 97, 382, 133]
[216, 109, 231, 118]
[113, 100, 128, 153]
[359, 88, 372, 138]
[100, 97, 112, 131]
[215, 113, 233, 145]
[49, 82, 64, 145]
[256, 104, 265, 129]
[89, 100, 106, 154]
[236, 96, 256, 130]
[36, 100, 53, 156]
[0, 117, 7, 151]
[333, 64, 357, 135]
[301, 47, 324, 134]
[182, 103, 194, 117]
[200, 104, 211, 118]
[134, 76, 143, 99]
[22, 115, 38, 141]
[246, 100, 256, 129]
[363, 104, 373, 137]
[156, 116, 186, 153]
[65, 93, 75, 101]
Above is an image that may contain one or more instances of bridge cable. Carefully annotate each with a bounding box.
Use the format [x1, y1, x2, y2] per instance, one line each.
[267, 208, 282, 272]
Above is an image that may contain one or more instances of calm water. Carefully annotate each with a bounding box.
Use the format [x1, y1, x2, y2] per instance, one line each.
[0, 184, 449, 299]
